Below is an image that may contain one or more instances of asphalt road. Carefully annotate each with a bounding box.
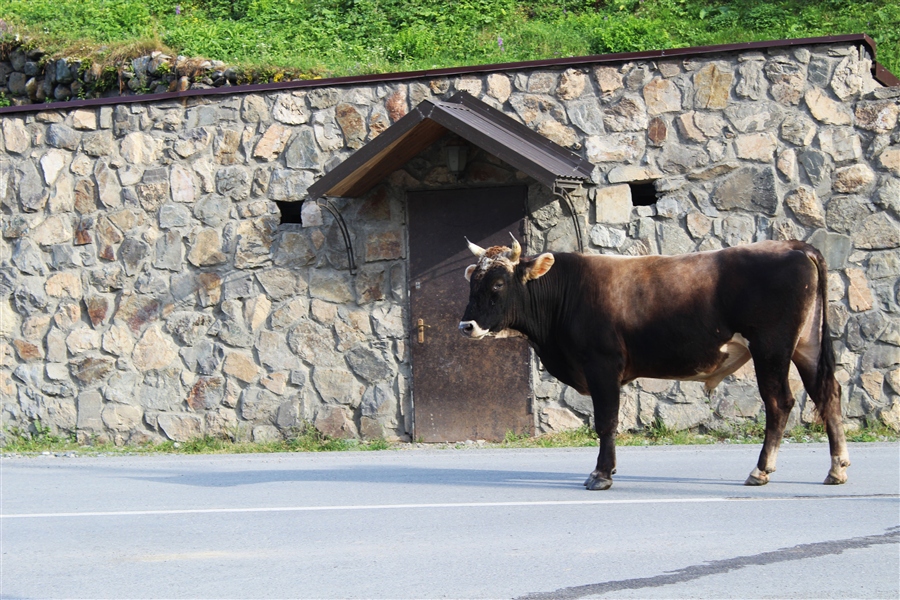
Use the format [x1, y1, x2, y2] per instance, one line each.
[2, 443, 898, 600]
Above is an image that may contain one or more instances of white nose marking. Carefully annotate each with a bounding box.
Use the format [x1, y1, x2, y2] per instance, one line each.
[458, 320, 490, 339]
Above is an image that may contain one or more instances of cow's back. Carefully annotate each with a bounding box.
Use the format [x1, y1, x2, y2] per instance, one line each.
[546, 241, 819, 382]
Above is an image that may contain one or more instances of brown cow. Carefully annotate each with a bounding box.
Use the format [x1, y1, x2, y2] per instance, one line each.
[459, 236, 849, 490]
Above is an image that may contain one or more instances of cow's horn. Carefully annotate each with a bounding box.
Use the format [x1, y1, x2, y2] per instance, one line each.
[465, 237, 486, 257]
[507, 233, 521, 262]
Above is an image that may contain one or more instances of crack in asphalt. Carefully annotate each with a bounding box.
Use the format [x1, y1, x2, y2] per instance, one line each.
[517, 526, 900, 600]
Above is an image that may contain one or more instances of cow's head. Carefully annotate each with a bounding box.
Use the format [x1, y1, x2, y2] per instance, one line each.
[458, 234, 555, 338]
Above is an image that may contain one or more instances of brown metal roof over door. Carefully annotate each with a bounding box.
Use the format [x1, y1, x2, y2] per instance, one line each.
[306, 92, 594, 200]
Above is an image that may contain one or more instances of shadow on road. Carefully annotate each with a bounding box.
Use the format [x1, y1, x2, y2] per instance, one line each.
[121, 465, 755, 489]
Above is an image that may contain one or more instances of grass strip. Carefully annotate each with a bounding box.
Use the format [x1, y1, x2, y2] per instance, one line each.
[2, 421, 895, 457]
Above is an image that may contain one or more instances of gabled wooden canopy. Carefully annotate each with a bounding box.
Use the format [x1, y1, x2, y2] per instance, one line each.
[306, 92, 594, 200]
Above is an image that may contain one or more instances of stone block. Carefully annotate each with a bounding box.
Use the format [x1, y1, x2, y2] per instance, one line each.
[132, 325, 178, 371]
[256, 331, 299, 372]
[721, 215, 755, 247]
[846, 268, 874, 312]
[157, 413, 203, 442]
[486, 74, 511, 104]
[833, 164, 875, 194]
[334, 104, 366, 149]
[855, 100, 899, 133]
[312, 367, 364, 407]
[785, 186, 825, 228]
[3, 118, 29, 154]
[235, 216, 278, 268]
[589, 224, 627, 249]
[187, 228, 226, 267]
[764, 60, 805, 105]
[537, 119, 578, 148]
[735, 132, 777, 161]
[603, 96, 648, 132]
[659, 222, 695, 255]
[736, 59, 768, 100]
[101, 403, 143, 432]
[284, 127, 321, 169]
[594, 184, 632, 224]
[818, 128, 862, 163]
[658, 400, 710, 431]
[542, 404, 585, 432]
[586, 133, 644, 163]
[240, 387, 280, 423]
[271, 93, 309, 126]
[345, 345, 393, 383]
[711, 166, 778, 215]
[65, 328, 101, 354]
[805, 88, 852, 125]
[45, 272, 82, 299]
[270, 297, 308, 331]
[658, 143, 709, 175]
[643, 77, 681, 115]
[693, 64, 733, 109]
[454, 75, 482, 97]
[314, 405, 358, 439]
[806, 229, 853, 269]
[120, 132, 161, 165]
[780, 114, 816, 147]
[223, 351, 259, 384]
[76, 390, 104, 431]
[880, 147, 900, 176]
[214, 166, 250, 200]
[47, 124, 80, 151]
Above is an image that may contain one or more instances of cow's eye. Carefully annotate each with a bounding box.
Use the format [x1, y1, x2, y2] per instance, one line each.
[492, 281, 504, 292]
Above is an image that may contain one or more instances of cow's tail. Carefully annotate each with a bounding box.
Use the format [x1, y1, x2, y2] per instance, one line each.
[803, 244, 849, 479]
[806, 245, 838, 405]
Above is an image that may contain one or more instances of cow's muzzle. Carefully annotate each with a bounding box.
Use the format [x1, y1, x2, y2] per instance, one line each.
[458, 320, 490, 339]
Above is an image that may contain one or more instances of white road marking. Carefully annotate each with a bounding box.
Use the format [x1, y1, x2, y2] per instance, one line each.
[2, 494, 894, 519]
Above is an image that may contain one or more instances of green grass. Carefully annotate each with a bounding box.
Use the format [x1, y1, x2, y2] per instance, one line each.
[3, 420, 894, 456]
[0, 0, 896, 82]
[0, 421, 394, 455]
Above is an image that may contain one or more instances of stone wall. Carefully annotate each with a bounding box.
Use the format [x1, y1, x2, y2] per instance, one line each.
[1, 40, 899, 444]
[0, 46, 295, 105]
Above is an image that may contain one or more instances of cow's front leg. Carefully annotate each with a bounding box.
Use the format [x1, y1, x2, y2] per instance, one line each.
[583, 365, 622, 491]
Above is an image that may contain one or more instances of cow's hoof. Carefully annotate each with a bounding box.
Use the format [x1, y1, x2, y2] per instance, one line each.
[823, 473, 847, 485]
[584, 467, 616, 490]
[585, 476, 613, 490]
[824, 456, 850, 485]
[744, 467, 769, 486]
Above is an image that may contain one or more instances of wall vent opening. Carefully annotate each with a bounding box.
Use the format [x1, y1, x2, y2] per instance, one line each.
[630, 182, 658, 207]
[275, 200, 303, 225]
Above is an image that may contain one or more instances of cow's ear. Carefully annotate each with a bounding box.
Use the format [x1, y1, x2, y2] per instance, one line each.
[522, 253, 555, 282]
[464, 264, 477, 281]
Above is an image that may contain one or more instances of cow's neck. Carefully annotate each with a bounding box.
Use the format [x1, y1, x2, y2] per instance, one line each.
[510, 253, 575, 350]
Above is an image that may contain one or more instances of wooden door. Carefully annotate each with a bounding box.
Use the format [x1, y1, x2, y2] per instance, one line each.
[407, 187, 532, 442]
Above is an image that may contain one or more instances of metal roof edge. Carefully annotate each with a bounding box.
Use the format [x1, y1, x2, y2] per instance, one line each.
[438, 93, 594, 178]
[0, 34, 894, 116]
[306, 98, 438, 199]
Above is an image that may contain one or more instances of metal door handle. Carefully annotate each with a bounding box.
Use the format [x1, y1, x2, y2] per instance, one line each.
[416, 319, 431, 344]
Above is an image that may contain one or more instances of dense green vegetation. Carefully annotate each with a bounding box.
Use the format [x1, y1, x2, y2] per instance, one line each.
[0, 0, 897, 78]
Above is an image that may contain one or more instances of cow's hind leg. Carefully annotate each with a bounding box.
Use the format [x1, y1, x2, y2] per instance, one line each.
[746, 351, 795, 486]
[583, 367, 621, 491]
[793, 353, 849, 484]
